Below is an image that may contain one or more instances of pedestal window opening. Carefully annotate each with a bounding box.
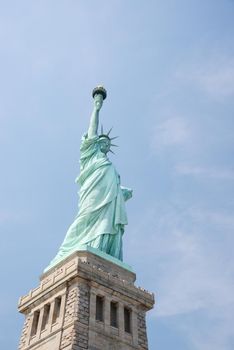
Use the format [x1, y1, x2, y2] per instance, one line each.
[41, 304, 50, 331]
[30, 310, 40, 337]
[52, 296, 61, 324]
[110, 301, 118, 328]
[124, 307, 131, 333]
[96, 295, 104, 322]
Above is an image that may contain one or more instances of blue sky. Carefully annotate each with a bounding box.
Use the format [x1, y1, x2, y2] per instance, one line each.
[1, 1, 234, 349]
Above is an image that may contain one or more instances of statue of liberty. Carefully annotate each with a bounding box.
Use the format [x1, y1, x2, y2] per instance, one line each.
[46, 86, 132, 271]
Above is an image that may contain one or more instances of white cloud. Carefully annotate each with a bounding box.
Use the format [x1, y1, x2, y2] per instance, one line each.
[151, 117, 190, 151]
[0, 210, 29, 224]
[189, 208, 234, 230]
[128, 203, 234, 349]
[179, 305, 234, 350]
[175, 164, 234, 180]
[130, 204, 234, 314]
[176, 55, 234, 99]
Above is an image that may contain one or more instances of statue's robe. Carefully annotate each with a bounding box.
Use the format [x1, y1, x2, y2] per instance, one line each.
[47, 134, 129, 269]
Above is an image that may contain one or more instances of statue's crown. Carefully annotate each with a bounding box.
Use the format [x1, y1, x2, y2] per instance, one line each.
[99, 125, 118, 154]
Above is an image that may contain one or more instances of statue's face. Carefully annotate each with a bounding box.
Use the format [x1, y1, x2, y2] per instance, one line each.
[99, 137, 110, 154]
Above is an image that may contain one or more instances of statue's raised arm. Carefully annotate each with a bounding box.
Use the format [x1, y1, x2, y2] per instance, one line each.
[87, 86, 107, 139]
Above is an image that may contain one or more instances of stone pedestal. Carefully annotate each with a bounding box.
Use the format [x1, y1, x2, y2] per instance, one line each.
[18, 249, 154, 350]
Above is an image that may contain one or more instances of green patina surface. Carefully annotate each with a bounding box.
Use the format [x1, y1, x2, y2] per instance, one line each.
[45, 87, 132, 272]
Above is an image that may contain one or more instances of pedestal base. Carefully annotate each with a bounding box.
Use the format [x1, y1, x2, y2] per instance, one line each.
[18, 250, 154, 350]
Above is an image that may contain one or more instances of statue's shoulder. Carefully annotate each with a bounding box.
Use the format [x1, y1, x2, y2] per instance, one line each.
[81, 133, 99, 148]
[80, 133, 100, 160]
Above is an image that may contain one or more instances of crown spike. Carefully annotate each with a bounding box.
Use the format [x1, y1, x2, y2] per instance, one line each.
[109, 149, 115, 155]
[107, 127, 113, 136]
[110, 136, 119, 140]
[111, 144, 118, 147]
